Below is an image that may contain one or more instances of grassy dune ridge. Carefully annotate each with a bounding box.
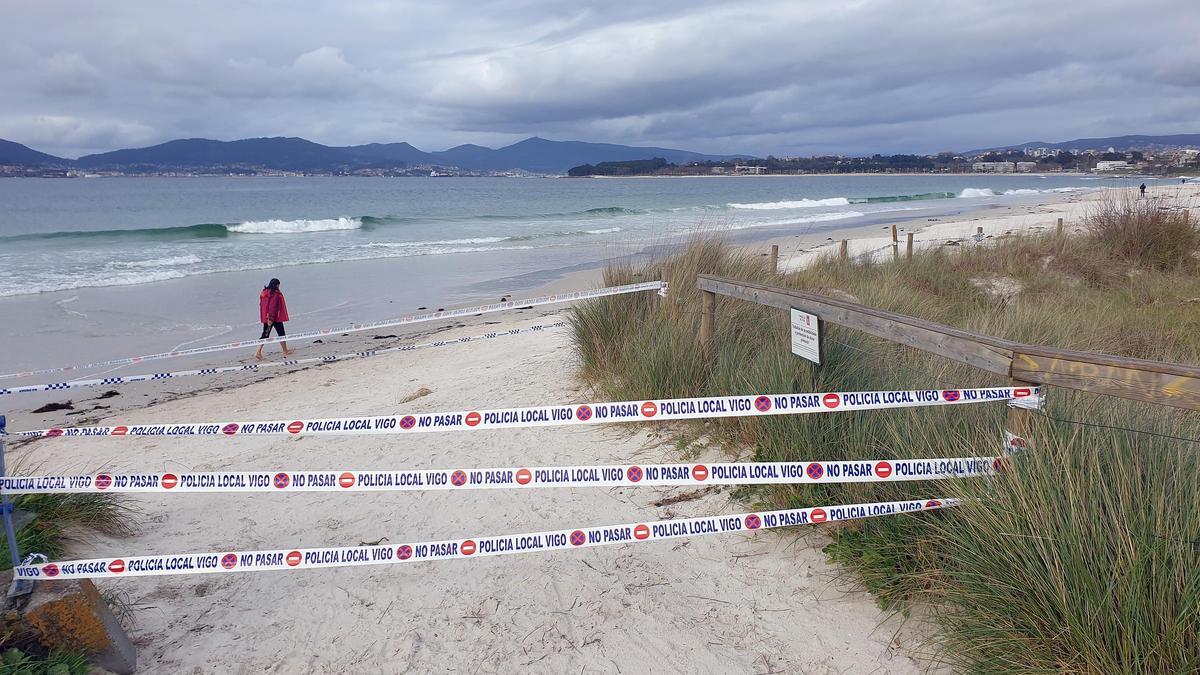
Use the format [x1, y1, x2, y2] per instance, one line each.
[570, 198, 1200, 672]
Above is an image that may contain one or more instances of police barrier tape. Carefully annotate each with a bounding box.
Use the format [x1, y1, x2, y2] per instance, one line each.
[15, 498, 957, 580]
[0, 456, 998, 494]
[10, 386, 1039, 439]
[0, 321, 566, 397]
[0, 281, 666, 381]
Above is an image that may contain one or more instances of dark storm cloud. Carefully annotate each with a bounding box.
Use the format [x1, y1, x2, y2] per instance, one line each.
[2, 0, 1197, 157]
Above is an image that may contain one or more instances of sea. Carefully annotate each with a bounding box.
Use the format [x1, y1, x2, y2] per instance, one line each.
[0, 173, 1155, 375]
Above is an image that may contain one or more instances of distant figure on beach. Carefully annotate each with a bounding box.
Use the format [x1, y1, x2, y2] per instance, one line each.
[1139, 183, 1146, 197]
[255, 278, 293, 360]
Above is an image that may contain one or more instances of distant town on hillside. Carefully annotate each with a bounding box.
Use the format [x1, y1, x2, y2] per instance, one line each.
[2, 133, 1198, 178]
[567, 146, 1200, 177]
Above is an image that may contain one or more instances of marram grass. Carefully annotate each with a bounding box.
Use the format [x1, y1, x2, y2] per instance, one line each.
[570, 214, 1200, 673]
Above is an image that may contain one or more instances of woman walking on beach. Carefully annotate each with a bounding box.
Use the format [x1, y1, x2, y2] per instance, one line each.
[255, 278, 294, 360]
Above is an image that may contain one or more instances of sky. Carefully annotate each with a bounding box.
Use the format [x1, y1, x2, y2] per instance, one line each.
[3, 0, 1198, 158]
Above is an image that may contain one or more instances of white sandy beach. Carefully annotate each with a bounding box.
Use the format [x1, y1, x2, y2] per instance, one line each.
[6, 183, 1195, 673]
[768, 183, 1198, 271]
[8, 304, 937, 674]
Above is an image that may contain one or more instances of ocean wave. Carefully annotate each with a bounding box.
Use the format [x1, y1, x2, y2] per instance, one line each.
[728, 192, 963, 209]
[0, 245, 536, 297]
[582, 207, 641, 216]
[472, 206, 644, 220]
[227, 217, 362, 234]
[1002, 189, 1040, 195]
[584, 227, 622, 234]
[848, 192, 956, 203]
[957, 188, 997, 198]
[727, 198, 851, 209]
[0, 222, 230, 243]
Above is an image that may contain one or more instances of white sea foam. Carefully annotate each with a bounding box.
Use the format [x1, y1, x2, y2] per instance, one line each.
[228, 217, 363, 234]
[727, 198, 851, 210]
[114, 254, 203, 268]
[725, 211, 865, 230]
[54, 295, 89, 318]
[957, 188, 997, 198]
[584, 227, 622, 234]
[1002, 189, 1040, 195]
[361, 237, 511, 248]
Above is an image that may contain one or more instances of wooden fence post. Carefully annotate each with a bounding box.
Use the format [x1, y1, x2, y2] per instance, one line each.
[905, 232, 913, 260]
[891, 225, 899, 259]
[839, 239, 849, 260]
[700, 290, 716, 362]
[1056, 217, 1064, 236]
[770, 244, 779, 273]
[1006, 378, 1038, 452]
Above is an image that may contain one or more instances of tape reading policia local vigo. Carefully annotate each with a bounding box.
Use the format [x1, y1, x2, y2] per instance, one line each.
[0, 456, 998, 495]
[0, 281, 666, 382]
[0, 321, 567, 397]
[11, 386, 1039, 439]
[14, 498, 957, 580]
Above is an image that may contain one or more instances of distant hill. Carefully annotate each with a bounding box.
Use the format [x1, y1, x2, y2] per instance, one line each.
[339, 141, 429, 165]
[971, 134, 1200, 155]
[3, 135, 751, 173]
[0, 139, 69, 166]
[430, 137, 748, 173]
[76, 137, 362, 171]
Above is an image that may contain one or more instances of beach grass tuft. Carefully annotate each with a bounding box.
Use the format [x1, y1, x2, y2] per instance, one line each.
[0, 486, 136, 570]
[570, 200, 1200, 671]
[1084, 192, 1199, 270]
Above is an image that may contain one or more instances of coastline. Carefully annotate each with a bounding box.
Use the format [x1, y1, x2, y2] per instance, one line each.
[5, 183, 1194, 671]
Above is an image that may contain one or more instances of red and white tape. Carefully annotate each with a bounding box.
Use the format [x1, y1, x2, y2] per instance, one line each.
[11, 386, 1038, 439]
[0, 321, 566, 397]
[0, 457, 996, 494]
[14, 498, 957, 580]
[0, 281, 665, 381]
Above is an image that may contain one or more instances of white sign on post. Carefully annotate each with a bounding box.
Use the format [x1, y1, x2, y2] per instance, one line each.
[790, 308, 821, 365]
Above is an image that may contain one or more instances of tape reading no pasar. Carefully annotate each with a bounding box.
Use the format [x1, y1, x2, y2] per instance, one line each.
[0, 457, 996, 494]
[15, 498, 957, 580]
[12, 386, 1038, 439]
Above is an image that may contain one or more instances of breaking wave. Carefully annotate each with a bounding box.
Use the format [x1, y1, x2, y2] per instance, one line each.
[227, 217, 362, 234]
[727, 198, 851, 209]
[957, 188, 997, 198]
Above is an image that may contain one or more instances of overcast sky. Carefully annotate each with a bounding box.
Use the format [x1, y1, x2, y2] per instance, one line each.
[3, 0, 1198, 158]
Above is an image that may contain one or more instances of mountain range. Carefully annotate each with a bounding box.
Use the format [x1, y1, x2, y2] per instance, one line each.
[5, 132, 1198, 174]
[0, 136, 749, 174]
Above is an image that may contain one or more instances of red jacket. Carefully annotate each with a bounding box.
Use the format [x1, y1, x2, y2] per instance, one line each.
[260, 289, 289, 324]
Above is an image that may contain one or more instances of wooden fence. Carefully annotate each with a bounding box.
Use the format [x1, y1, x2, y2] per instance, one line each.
[697, 274, 1200, 437]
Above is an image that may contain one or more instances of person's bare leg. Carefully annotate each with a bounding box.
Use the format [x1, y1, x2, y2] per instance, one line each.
[255, 344, 265, 360]
[282, 341, 293, 356]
